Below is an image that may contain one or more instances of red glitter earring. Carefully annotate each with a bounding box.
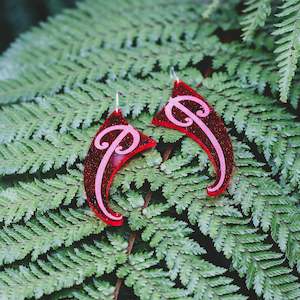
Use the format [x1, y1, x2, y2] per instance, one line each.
[152, 69, 234, 196]
[84, 93, 157, 226]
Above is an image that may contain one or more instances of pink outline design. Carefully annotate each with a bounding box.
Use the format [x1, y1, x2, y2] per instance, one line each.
[164, 95, 226, 194]
[94, 125, 140, 221]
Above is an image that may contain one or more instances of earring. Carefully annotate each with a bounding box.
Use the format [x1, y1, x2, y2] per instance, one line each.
[152, 69, 234, 196]
[84, 92, 157, 226]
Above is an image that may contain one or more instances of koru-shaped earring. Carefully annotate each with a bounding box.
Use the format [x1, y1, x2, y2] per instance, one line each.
[84, 72, 234, 226]
[84, 92, 156, 226]
[152, 68, 234, 196]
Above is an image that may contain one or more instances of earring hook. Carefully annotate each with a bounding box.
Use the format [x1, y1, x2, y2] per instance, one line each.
[170, 66, 179, 83]
[115, 92, 120, 112]
[115, 91, 125, 112]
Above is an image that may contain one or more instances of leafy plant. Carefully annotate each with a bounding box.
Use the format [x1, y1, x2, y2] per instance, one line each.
[0, 0, 299, 299]
[240, 0, 300, 103]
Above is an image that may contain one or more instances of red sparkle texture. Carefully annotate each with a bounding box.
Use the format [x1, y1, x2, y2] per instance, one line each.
[84, 110, 156, 226]
[152, 80, 234, 196]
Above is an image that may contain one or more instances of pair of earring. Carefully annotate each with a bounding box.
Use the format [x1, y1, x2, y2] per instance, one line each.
[84, 71, 234, 226]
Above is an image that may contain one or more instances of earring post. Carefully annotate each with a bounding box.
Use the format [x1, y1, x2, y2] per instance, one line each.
[170, 66, 179, 83]
[115, 92, 119, 112]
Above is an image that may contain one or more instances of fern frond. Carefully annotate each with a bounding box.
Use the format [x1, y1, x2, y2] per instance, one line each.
[212, 42, 300, 109]
[0, 71, 199, 144]
[0, 89, 109, 143]
[160, 165, 300, 299]
[289, 73, 300, 108]
[115, 145, 300, 299]
[273, 0, 300, 102]
[181, 136, 300, 271]
[0, 66, 299, 193]
[117, 252, 191, 300]
[191, 210, 300, 299]
[0, 30, 218, 105]
[241, 0, 272, 41]
[202, 0, 241, 31]
[109, 150, 245, 299]
[1, 1, 300, 298]
[213, 43, 278, 94]
[112, 149, 164, 195]
[111, 140, 300, 298]
[0, 0, 200, 79]
[0, 145, 160, 227]
[52, 279, 114, 300]
[128, 207, 246, 299]
[0, 75, 167, 143]
[0, 106, 185, 177]
[229, 142, 300, 271]
[0, 123, 162, 177]
[5, 66, 299, 192]
[201, 72, 300, 190]
[202, 0, 220, 19]
[0, 234, 127, 300]
[0, 208, 105, 265]
[0, 169, 83, 225]
[252, 31, 276, 51]
[0, 127, 93, 175]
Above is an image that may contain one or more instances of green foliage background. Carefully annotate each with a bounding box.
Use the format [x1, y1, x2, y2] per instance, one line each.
[0, 0, 300, 299]
[0, 0, 77, 52]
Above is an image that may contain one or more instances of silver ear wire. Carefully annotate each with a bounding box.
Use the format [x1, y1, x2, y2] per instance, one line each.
[115, 92, 120, 112]
[170, 66, 179, 83]
[115, 91, 125, 112]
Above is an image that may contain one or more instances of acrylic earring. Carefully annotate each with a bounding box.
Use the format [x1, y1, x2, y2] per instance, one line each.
[84, 92, 157, 226]
[152, 68, 234, 196]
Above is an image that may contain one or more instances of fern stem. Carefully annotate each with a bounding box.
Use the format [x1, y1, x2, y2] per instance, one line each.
[114, 144, 174, 300]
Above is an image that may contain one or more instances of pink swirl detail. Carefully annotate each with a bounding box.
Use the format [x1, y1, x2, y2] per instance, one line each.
[94, 125, 140, 221]
[165, 95, 226, 193]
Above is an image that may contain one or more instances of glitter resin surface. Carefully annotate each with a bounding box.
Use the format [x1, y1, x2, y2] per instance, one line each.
[84, 110, 156, 226]
[152, 80, 234, 196]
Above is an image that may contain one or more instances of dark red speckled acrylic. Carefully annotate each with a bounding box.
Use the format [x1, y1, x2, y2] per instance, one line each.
[152, 80, 234, 196]
[84, 110, 156, 226]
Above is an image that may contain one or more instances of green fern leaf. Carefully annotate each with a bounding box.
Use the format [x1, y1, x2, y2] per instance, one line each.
[0, 208, 105, 264]
[0, 0, 300, 299]
[0, 234, 127, 300]
[241, 0, 272, 41]
[0, 169, 83, 225]
[118, 252, 191, 300]
[273, 0, 300, 101]
[52, 279, 115, 300]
